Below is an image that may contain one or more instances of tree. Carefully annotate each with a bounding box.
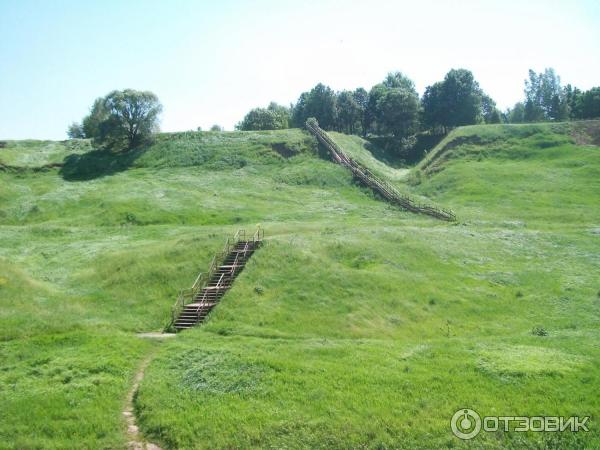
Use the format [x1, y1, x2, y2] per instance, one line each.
[77, 90, 162, 149]
[507, 102, 526, 123]
[580, 87, 600, 119]
[82, 97, 109, 139]
[67, 122, 85, 139]
[367, 72, 419, 138]
[237, 102, 291, 131]
[564, 84, 583, 119]
[267, 102, 291, 128]
[383, 71, 416, 91]
[335, 90, 363, 134]
[481, 94, 501, 124]
[210, 124, 224, 132]
[237, 108, 278, 130]
[352, 88, 369, 136]
[292, 83, 337, 130]
[365, 83, 387, 134]
[421, 82, 446, 132]
[422, 69, 488, 131]
[441, 69, 483, 127]
[524, 68, 568, 121]
[374, 88, 419, 137]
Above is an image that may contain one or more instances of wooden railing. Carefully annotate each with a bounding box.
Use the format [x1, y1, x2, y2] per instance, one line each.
[171, 270, 207, 330]
[168, 228, 262, 329]
[306, 118, 456, 222]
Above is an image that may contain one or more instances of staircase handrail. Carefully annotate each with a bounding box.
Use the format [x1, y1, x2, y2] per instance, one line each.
[170, 227, 265, 329]
[193, 272, 226, 316]
[306, 118, 456, 221]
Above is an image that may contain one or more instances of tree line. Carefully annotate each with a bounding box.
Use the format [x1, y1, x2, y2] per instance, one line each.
[506, 68, 600, 123]
[238, 68, 600, 138]
[68, 68, 599, 152]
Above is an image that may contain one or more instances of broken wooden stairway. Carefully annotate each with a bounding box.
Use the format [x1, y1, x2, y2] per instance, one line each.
[171, 229, 263, 331]
[306, 118, 456, 221]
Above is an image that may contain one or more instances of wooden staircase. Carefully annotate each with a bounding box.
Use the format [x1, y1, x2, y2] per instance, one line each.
[170, 229, 263, 331]
[306, 118, 456, 222]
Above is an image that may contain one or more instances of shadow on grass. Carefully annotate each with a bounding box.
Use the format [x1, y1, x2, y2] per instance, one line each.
[367, 133, 446, 166]
[59, 146, 146, 181]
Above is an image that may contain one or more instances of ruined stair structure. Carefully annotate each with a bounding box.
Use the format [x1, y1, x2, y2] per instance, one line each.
[306, 118, 456, 222]
[171, 229, 263, 331]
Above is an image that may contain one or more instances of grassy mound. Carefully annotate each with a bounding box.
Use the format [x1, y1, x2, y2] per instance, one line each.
[328, 132, 410, 181]
[406, 121, 600, 225]
[1, 125, 599, 448]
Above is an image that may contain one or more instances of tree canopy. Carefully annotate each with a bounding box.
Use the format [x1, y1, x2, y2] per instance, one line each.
[238, 67, 599, 140]
[505, 68, 599, 123]
[523, 68, 568, 122]
[236, 102, 291, 131]
[422, 69, 497, 132]
[292, 83, 338, 130]
[70, 89, 162, 150]
[367, 74, 420, 138]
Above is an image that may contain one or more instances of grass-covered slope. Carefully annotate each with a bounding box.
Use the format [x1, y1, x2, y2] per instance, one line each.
[1, 124, 599, 449]
[407, 121, 600, 225]
[327, 132, 409, 180]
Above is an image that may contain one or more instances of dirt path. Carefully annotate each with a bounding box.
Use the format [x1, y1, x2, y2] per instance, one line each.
[124, 333, 175, 450]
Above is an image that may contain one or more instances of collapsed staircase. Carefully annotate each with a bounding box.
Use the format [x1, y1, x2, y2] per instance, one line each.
[306, 118, 456, 222]
[171, 229, 263, 331]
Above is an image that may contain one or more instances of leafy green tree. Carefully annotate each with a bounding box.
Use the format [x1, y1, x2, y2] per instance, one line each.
[236, 103, 290, 131]
[524, 68, 568, 121]
[237, 108, 275, 130]
[421, 82, 445, 132]
[335, 90, 363, 134]
[382, 71, 416, 91]
[352, 88, 369, 136]
[267, 102, 291, 127]
[367, 72, 419, 138]
[441, 69, 483, 127]
[210, 124, 224, 132]
[374, 88, 419, 137]
[82, 98, 109, 139]
[292, 83, 337, 130]
[563, 84, 583, 119]
[67, 122, 85, 139]
[507, 102, 526, 123]
[481, 94, 501, 124]
[580, 87, 600, 119]
[422, 69, 490, 131]
[365, 83, 386, 134]
[77, 90, 162, 149]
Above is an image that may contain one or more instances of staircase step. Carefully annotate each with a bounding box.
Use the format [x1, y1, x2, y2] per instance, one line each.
[173, 231, 262, 332]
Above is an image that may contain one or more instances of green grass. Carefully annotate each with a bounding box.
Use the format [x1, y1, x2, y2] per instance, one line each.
[328, 131, 410, 181]
[1, 124, 599, 449]
[0, 139, 92, 167]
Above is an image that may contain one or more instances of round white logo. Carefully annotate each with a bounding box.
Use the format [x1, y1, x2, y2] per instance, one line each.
[451, 408, 482, 440]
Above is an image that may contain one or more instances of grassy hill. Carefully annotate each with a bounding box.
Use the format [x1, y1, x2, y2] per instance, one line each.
[1, 124, 599, 449]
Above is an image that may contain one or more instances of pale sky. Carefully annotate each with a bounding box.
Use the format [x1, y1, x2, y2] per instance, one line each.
[1, 0, 599, 139]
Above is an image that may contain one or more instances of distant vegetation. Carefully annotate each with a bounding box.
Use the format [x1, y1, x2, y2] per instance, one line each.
[236, 102, 291, 131]
[65, 69, 598, 167]
[507, 69, 600, 123]
[237, 67, 600, 140]
[68, 89, 162, 150]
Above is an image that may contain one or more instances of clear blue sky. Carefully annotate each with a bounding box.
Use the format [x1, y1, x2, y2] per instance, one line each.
[1, 0, 599, 139]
